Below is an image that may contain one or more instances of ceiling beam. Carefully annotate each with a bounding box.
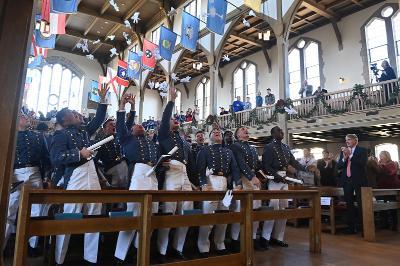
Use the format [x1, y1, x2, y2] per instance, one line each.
[302, 0, 339, 21]
[78, 5, 125, 26]
[349, 0, 363, 7]
[96, 0, 147, 54]
[230, 32, 263, 47]
[65, 28, 114, 46]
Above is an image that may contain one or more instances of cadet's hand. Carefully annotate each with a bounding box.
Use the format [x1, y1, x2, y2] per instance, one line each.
[201, 184, 212, 191]
[251, 176, 261, 189]
[80, 148, 94, 159]
[162, 160, 171, 167]
[169, 88, 177, 102]
[99, 83, 110, 103]
[233, 185, 242, 191]
[127, 95, 136, 109]
[119, 93, 130, 111]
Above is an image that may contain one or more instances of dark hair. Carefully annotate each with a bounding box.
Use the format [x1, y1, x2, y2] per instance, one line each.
[195, 130, 204, 136]
[56, 108, 70, 126]
[270, 126, 280, 135]
[209, 128, 221, 138]
[36, 122, 48, 131]
[103, 118, 114, 128]
[234, 127, 246, 139]
[322, 150, 329, 154]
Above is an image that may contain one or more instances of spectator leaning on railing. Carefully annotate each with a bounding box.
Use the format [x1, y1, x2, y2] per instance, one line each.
[232, 96, 245, 112]
[219, 107, 229, 115]
[264, 88, 275, 105]
[256, 92, 263, 107]
[244, 97, 252, 110]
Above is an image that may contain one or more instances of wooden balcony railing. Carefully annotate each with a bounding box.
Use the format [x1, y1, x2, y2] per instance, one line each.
[290, 79, 400, 119]
[14, 187, 321, 266]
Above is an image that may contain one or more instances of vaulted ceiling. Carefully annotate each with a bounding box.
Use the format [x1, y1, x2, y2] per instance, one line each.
[53, 0, 386, 82]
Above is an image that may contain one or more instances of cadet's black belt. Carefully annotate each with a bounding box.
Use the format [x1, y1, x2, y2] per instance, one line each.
[14, 164, 39, 169]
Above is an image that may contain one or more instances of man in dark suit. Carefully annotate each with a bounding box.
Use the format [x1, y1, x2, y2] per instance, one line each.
[337, 134, 368, 234]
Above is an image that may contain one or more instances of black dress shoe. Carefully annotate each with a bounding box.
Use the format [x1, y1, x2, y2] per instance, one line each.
[257, 237, 269, 251]
[199, 252, 210, 258]
[84, 261, 97, 266]
[28, 246, 41, 257]
[156, 252, 167, 264]
[230, 239, 240, 253]
[269, 238, 288, 247]
[215, 249, 228, 255]
[114, 257, 125, 265]
[170, 249, 186, 260]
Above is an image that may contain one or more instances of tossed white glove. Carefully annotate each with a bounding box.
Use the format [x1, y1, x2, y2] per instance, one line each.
[222, 190, 233, 208]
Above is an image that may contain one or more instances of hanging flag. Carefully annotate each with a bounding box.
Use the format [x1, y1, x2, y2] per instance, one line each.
[159, 26, 177, 61]
[89, 80, 100, 103]
[50, 13, 66, 34]
[106, 67, 118, 95]
[34, 28, 56, 48]
[181, 11, 200, 52]
[50, 0, 79, 14]
[206, 0, 228, 35]
[244, 0, 262, 13]
[28, 55, 45, 68]
[41, 0, 51, 22]
[31, 35, 48, 58]
[127, 51, 142, 80]
[117, 60, 130, 87]
[141, 39, 158, 70]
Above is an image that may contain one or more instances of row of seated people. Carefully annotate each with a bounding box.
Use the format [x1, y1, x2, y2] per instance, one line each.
[7, 88, 320, 265]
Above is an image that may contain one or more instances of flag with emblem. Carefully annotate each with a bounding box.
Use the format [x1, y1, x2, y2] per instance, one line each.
[107, 67, 118, 95]
[181, 11, 200, 52]
[50, 0, 79, 14]
[244, 0, 261, 12]
[117, 60, 129, 87]
[206, 0, 227, 35]
[141, 39, 158, 70]
[34, 28, 56, 48]
[159, 26, 177, 61]
[127, 51, 142, 80]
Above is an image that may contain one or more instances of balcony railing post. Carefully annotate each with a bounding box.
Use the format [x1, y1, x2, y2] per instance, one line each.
[137, 193, 152, 266]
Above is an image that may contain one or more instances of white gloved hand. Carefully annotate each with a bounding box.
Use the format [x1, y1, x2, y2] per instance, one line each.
[222, 190, 233, 208]
[205, 168, 214, 177]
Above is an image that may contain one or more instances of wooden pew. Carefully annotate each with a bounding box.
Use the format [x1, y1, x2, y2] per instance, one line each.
[14, 187, 321, 266]
[319, 187, 347, 235]
[361, 187, 400, 241]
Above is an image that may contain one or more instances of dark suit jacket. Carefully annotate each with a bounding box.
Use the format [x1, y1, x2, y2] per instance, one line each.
[337, 146, 368, 187]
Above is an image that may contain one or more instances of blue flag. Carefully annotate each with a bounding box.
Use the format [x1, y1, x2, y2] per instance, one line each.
[34, 29, 56, 48]
[28, 55, 45, 69]
[127, 51, 142, 80]
[159, 26, 177, 61]
[181, 11, 200, 52]
[51, 0, 78, 14]
[207, 0, 228, 35]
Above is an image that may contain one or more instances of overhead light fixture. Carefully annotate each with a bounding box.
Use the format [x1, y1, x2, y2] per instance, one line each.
[258, 30, 271, 41]
[339, 77, 345, 84]
[192, 62, 203, 70]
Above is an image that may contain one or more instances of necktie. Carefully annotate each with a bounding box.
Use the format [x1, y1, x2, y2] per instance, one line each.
[346, 158, 351, 177]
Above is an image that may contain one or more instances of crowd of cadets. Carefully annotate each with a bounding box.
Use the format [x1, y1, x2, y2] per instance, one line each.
[6, 88, 317, 265]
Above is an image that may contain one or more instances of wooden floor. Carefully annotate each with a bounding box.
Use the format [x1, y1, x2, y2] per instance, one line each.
[5, 227, 400, 265]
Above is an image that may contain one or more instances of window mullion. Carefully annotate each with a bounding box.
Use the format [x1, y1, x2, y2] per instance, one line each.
[299, 49, 305, 83]
[386, 18, 398, 74]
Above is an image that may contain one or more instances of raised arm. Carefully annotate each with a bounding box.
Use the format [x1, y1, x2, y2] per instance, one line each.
[86, 103, 107, 136]
[159, 88, 177, 141]
[125, 95, 136, 129]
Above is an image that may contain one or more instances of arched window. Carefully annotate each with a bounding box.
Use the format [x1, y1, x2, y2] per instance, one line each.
[364, 5, 400, 81]
[375, 143, 399, 163]
[25, 62, 84, 114]
[288, 39, 321, 99]
[175, 90, 182, 114]
[233, 61, 257, 107]
[195, 77, 210, 120]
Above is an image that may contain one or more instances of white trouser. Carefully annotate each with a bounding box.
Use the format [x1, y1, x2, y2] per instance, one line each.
[231, 176, 261, 241]
[197, 175, 228, 253]
[55, 160, 102, 264]
[4, 167, 42, 250]
[114, 163, 158, 261]
[106, 160, 129, 188]
[157, 160, 193, 255]
[262, 181, 289, 241]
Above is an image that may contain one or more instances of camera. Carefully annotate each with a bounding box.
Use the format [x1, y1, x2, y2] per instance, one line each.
[370, 63, 379, 76]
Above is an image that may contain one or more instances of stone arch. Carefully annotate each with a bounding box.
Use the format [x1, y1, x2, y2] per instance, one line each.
[45, 56, 85, 78]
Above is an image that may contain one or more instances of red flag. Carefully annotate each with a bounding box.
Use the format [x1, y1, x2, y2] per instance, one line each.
[50, 13, 66, 34]
[41, 0, 51, 22]
[32, 35, 48, 58]
[141, 39, 158, 70]
[117, 60, 129, 87]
